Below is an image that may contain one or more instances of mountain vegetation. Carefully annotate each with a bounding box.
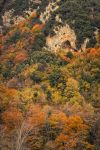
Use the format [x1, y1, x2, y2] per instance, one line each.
[38, 0, 100, 48]
[0, 0, 100, 150]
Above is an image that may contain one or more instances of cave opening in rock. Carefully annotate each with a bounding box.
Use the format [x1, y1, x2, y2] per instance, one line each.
[62, 40, 71, 49]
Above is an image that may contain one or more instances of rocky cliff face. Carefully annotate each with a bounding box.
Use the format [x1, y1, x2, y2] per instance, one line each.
[39, 0, 77, 52]
[46, 24, 76, 52]
[0, 0, 100, 51]
[0, 0, 41, 27]
[39, 0, 100, 49]
[40, 0, 60, 23]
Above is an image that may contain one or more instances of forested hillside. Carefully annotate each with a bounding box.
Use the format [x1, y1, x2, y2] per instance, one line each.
[39, 0, 100, 48]
[0, 0, 100, 150]
[0, 0, 100, 48]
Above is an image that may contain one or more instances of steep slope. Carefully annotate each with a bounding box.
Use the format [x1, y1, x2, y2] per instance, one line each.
[0, 0, 41, 27]
[0, 0, 100, 50]
[0, 1, 100, 150]
[38, 0, 100, 49]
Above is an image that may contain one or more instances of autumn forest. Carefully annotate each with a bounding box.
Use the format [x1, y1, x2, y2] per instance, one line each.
[0, 0, 100, 150]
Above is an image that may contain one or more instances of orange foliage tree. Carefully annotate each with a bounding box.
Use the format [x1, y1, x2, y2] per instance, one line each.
[13, 51, 28, 64]
[47, 112, 92, 150]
